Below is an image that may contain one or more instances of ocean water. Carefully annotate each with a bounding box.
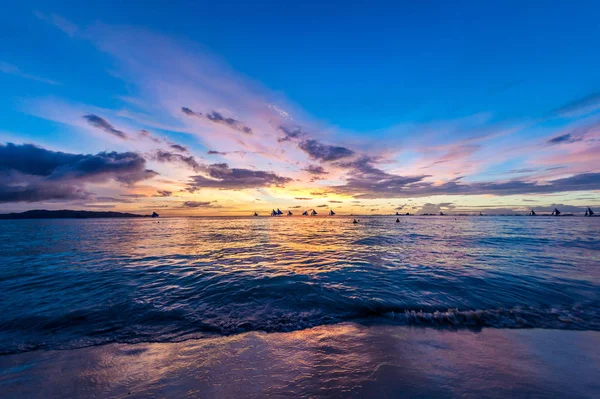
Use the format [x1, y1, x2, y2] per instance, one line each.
[0, 216, 599, 355]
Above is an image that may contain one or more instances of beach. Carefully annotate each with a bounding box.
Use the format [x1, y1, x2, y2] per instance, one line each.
[2, 324, 599, 398]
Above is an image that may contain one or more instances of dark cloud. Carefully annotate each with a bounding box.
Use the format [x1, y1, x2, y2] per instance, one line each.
[303, 164, 328, 176]
[154, 190, 172, 197]
[316, 204, 329, 208]
[181, 201, 220, 208]
[187, 163, 292, 191]
[170, 143, 189, 153]
[181, 107, 252, 134]
[207, 150, 246, 157]
[295, 197, 313, 200]
[547, 133, 582, 145]
[328, 200, 343, 203]
[0, 143, 157, 203]
[139, 129, 161, 143]
[331, 155, 600, 198]
[277, 126, 307, 142]
[120, 193, 147, 198]
[83, 114, 128, 139]
[298, 139, 355, 162]
[151, 150, 202, 172]
[95, 196, 133, 203]
[290, 205, 303, 209]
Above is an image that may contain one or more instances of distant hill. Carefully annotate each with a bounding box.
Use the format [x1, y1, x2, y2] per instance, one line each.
[0, 210, 154, 220]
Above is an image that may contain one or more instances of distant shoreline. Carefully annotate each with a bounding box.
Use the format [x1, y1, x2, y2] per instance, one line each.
[0, 210, 153, 220]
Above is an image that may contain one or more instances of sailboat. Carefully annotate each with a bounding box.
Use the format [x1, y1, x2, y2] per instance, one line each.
[329, 210, 336, 216]
[396, 218, 400, 223]
[276, 208, 283, 215]
[271, 209, 278, 216]
[287, 211, 293, 216]
[529, 210, 536, 216]
[302, 210, 308, 216]
[479, 212, 483, 216]
[439, 212, 445, 216]
[551, 208, 561, 216]
[311, 209, 318, 216]
[585, 207, 595, 216]
[395, 212, 400, 216]
[254, 212, 258, 216]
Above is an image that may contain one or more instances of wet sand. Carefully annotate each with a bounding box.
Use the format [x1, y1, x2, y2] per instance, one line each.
[1, 324, 599, 398]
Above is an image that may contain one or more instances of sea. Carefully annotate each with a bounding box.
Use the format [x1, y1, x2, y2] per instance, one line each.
[1, 216, 599, 355]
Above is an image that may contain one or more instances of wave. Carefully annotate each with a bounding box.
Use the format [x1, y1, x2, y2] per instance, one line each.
[1, 303, 598, 356]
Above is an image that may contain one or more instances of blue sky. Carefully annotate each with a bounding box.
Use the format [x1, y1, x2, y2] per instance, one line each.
[1, 1, 600, 214]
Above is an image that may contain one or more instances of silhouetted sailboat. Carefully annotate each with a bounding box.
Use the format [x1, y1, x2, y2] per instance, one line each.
[439, 212, 445, 216]
[551, 208, 561, 216]
[329, 210, 335, 216]
[529, 210, 536, 216]
[302, 210, 308, 216]
[254, 212, 258, 216]
[396, 212, 400, 216]
[396, 218, 400, 222]
[151, 212, 159, 218]
[311, 209, 317, 216]
[271, 209, 278, 216]
[585, 207, 594, 216]
[287, 211, 293, 216]
[353, 218, 358, 224]
[276, 208, 283, 215]
[479, 212, 483, 216]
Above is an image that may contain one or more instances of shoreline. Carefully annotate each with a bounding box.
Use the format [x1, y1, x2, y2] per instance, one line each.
[2, 323, 598, 398]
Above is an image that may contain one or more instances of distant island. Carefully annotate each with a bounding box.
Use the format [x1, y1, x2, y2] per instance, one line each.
[0, 210, 157, 220]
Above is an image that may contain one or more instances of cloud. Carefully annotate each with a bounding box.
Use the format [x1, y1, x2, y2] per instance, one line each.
[331, 155, 600, 198]
[302, 164, 328, 176]
[316, 204, 329, 208]
[181, 107, 253, 134]
[154, 190, 172, 197]
[0, 143, 157, 203]
[277, 126, 307, 142]
[187, 163, 292, 191]
[181, 201, 219, 208]
[0, 61, 59, 85]
[546, 133, 582, 145]
[207, 150, 246, 157]
[121, 193, 147, 198]
[552, 92, 600, 117]
[151, 150, 202, 171]
[295, 197, 312, 200]
[83, 114, 128, 139]
[33, 11, 79, 36]
[169, 143, 189, 153]
[138, 129, 162, 143]
[328, 200, 343, 203]
[298, 139, 355, 162]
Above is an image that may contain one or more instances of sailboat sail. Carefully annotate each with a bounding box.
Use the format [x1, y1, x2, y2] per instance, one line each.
[302, 210, 308, 216]
[311, 209, 317, 216]
[587, 207, 594, 216]
[530, 210, 536, 216]
[276, 208, 283, 215]
[271, 209, 277, 216]
[254, 212, 258, 216]
[287, 211, 292, 216]
[552, 208, 561, 216]
[329, 210, 335, 216]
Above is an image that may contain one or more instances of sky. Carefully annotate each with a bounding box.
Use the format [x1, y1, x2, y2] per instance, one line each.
[1, 0, 600, 215]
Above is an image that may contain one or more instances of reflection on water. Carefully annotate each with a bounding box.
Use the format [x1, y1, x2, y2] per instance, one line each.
[0, 216, 599, 354]
[1, 324, 598, 398]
